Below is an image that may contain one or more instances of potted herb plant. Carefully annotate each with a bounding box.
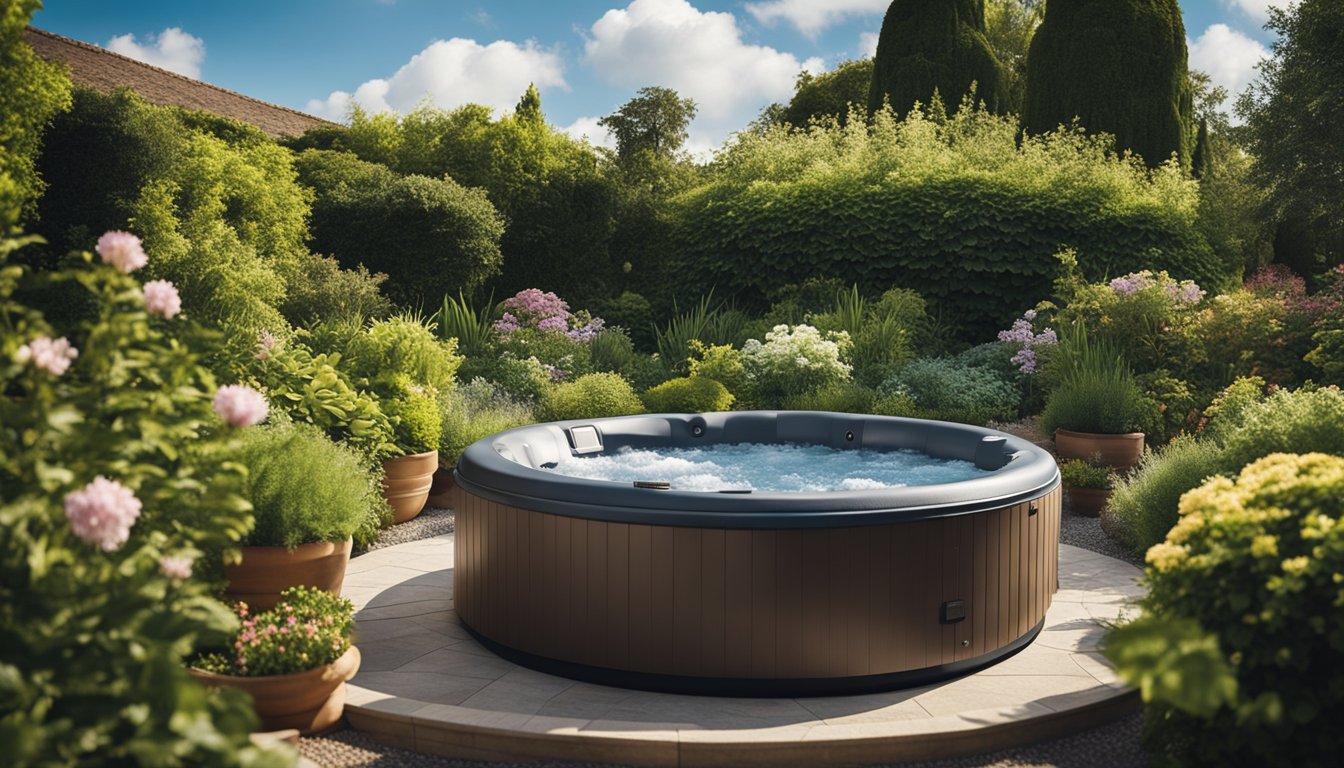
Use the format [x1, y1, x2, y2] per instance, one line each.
[1059, 458, 1116, 517]
[191, 586, 360, 735]
[225, 422, 383, 611]
[1041, 333, 1147, 470]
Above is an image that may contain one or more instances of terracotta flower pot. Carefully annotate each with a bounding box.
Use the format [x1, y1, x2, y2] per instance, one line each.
[1066, 485, 1112, 518]
[190, 646, 361, 735]
[1054, 428, 1145, 471]
[424, 465, 456, 509]
[382, 450, 438, 524]
[224, 538, 352, 613]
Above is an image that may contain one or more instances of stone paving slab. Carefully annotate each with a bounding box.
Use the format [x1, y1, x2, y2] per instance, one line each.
[341, 535, 1143, 767]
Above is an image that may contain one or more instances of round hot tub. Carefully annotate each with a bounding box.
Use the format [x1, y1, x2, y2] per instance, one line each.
[452, 411, 1060, 696]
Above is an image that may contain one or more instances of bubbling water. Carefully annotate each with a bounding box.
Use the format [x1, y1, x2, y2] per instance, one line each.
[542, 442, 990, 492]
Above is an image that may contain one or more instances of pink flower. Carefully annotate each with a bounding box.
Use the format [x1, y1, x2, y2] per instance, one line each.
[159, 554, 194, 579]
[255, 330, 278, 360]
[142, 280, 181, 319]
[22, 336, 78, 376]
[213, 384, 268, 427]
[96, 231, 148, 273]
[64, 476, 142, 552]
[277, 645, 286, 654]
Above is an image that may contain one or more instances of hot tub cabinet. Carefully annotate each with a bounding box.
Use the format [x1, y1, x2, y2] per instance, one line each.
[454, 411, 1061, 696]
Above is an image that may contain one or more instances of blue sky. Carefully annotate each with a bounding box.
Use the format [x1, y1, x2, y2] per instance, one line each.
[32, 1, 1281, 154]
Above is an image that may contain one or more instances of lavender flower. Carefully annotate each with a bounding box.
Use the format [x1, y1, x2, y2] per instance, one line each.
[65, 476, 142, 552]
[997, 311, 1057, 374]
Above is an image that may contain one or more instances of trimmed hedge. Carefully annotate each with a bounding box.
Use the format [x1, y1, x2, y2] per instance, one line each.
[668, 105, 1220, 340]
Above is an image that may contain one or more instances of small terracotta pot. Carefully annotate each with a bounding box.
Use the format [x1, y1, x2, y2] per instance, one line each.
[190, 646, 361, 735]
[1055, 429, 1145, 471]
[1066, 485, 1112, 518]
[224, 538, 352, 613]
[424, 465, 456, 509]
[382, 450, 438, 524]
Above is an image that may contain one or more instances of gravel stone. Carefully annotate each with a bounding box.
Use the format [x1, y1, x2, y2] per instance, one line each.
[357, 505, 454, 553]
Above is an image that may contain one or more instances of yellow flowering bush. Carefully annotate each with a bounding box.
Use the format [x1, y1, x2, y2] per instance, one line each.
[1104, 453, 1344, 767]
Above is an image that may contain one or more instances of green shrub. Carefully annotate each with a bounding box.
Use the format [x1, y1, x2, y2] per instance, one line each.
[435, 291, 495, 358]
[236, 423, 381, 548]
[294, 148, 504, 306]
[540, 372, 645, 421]
[868, 0, 1005, 116]
[781, 380, 879, 414]
[1135, 369, 1198, 447]
[598, 291, 655, 351]
[688, 341, 749, 396]
[881, 357, 1019, 425]
[1104, 453, 1344, 766]
[438, 379, 535, 465]
[380, 380, 443, 454]
[807, 285, 923, 387]
[1197, 376, 1267, 445]
[741, 324, 853, 407]
[668, 102, 1218, 341]
[1219, 386, 1344, 471]
[641, 377, 734, 413]
[458, 352, 553, 403]
[341, 315, 462, 392]
[655, 293, 752, 375]
[1041, 366, 1147, 434]
[1104, 435, 1225, 553]
[590, 327, 638, 374]
[0, 0, 71, 226]
[280, 252, 392, 327]
[0, 234, 291, 766]
[1059, 459, 1114, 489]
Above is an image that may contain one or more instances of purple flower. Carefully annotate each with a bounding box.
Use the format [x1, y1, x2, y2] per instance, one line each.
[1109, 273, 1155, 295]
[142, 280, 182, 318]
[1010, 347, 1037, 374]
[21, 336, 78, 376]
[213, 384, 269, 428]
[997, 310, 1056, 374]
[493, 312, 522, 335]
[537, 315, 569, 333]
[255, 330, 278, 360]
[96, 231, 148, 273]
[65, 476, 142, 552]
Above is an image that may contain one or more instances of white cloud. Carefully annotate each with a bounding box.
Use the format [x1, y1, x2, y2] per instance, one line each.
[859, 30, 879, 58]
[562, 116, 616, 150]
[583, 0, 824, 153]
[105, 28, 205, 79]
[746, 0, 889, 38]
[306, 38, 566, 120]
[1219, 0, 1285, 23]
[1189, 23, 1269, 100]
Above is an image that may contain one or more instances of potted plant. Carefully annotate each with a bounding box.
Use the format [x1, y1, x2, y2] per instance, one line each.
[330, 316, 462, 523]
[191, 587, 360, 735]
[1059, 458, 1116, 517]
[225, 422, 383, 611]
[1041, 334, 1147, 470]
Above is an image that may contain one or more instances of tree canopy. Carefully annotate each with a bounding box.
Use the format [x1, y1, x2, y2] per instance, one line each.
[599, 86, 697, 163]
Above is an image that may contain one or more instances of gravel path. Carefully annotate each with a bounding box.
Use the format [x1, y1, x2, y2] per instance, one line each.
[307, 452, 1150, 767]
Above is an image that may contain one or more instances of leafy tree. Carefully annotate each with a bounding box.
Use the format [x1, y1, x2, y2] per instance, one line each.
[1024, 0, 1192, 168]
[867, 0, 1005, 116]
[983, 0, 1043, 114]
[779, 59, 873, 128]
[598, 86, 697, 163]
[1191, 119, 1211, 180]
[0, 0, 72, 228]
[1237, 0, 1344, 273]
[514, 83, 543, 125]
[294, 149, 503, 308]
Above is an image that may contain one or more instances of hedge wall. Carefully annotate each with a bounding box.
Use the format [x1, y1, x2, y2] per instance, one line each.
[666, 106, 1222, 340]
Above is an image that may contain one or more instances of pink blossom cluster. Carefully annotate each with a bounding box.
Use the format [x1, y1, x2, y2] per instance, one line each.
[997, 309, 1058, 374]
[1109, 271, 1204, 305]
[159, 554, 194, 579]
[96, 231, 148, 273]
[493, 288, 606, 343]
[1245, 264, 1343, 321]
[213, 384, 269, 427]
[142, 280, 181, 319]
[227, 598, 346, 675]
[255, 330, 279, 360]
[19, 336, 78, 376]
[64, 476, 142, 552]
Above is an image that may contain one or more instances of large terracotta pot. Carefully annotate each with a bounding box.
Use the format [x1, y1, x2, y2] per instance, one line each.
[424, 465, 456, 509]
[1055, 429, 1145, 471]
[382, 450, 437, 524]
[190, 646, 361, 735]
[224, 538, 352, 612]
[1066, 485, 1112, 518]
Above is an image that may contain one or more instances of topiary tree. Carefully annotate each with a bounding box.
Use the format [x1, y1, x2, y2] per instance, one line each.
[867, 0, 1006, 116]
[1023, 0, 1192, 167]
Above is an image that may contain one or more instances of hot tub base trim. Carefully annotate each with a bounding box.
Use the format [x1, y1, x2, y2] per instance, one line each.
[458, 617, 1047, 698]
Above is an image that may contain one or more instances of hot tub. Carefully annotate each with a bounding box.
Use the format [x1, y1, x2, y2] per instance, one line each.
[452, 411, 1061, 696]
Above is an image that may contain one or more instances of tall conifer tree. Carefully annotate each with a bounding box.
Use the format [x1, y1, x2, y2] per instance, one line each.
[867, 0, 1006, 117]
[1024, 0, 1192, 167]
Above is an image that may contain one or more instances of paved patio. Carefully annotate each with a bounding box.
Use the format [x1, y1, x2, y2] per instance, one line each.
[340, 534, 1144, 767]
